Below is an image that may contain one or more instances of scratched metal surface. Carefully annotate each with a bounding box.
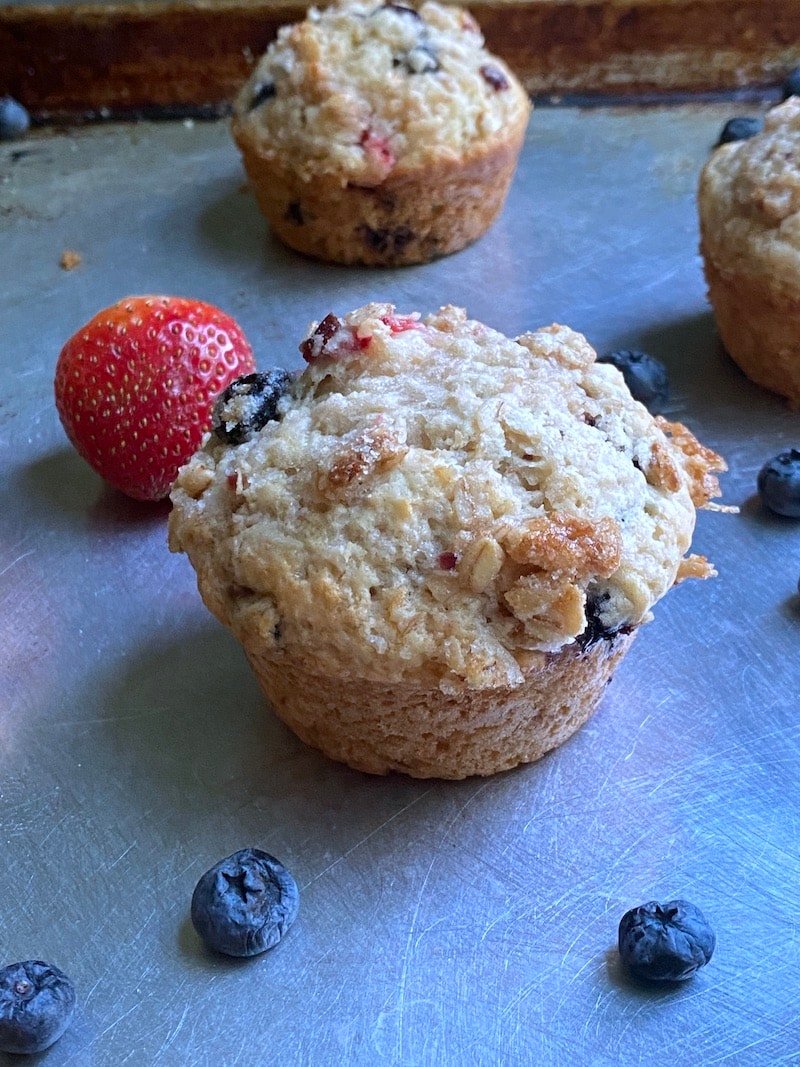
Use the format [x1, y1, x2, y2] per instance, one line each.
[1, 106, 799, 1066]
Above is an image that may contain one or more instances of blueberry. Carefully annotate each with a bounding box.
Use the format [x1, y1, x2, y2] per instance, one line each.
[757, 449, 800, 518]
[618, 900, 715, 982]
[782, 66, 800, 99]
[0, 960, 76, 1054]
[576, 592, 631, 650]
[717, 116, 762, 146]
[378, 3, 423, 21]
[248, 82, 276, 111]
[597, 349, 669, 410]
[394, 43, 440, 74]
[212, 370, 293, 446]
[359, 223, 415, 254]
[191, 848, 299, 957]
[0, 97, 31, 142]
[480, 64, 509, 92]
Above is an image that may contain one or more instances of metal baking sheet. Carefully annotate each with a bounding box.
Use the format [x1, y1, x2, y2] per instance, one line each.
[2, 105, 799, 1065]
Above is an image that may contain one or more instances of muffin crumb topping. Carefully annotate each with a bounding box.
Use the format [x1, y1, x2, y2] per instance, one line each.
[171, 303, 724, 691]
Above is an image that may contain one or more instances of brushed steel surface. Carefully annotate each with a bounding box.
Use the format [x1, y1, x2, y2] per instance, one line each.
[1, 107, 799, 1066]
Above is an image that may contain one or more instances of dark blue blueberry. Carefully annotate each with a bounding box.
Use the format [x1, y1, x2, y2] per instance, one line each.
[597, 349, 669, 410]
[618, 900, 715, 982]
[480, 64, 509, 92]
[782, 66, 800, 100]
[191, 848, 299, 957]
[757, 449, 800, 518]
[394, 43, 440, 74]
[717, 116, 762, 146]
[378, 3, 423, 21]
[212, 370, 293, 445]
[576, 592, 632, 650]
[359, 223, 415, 255]
[0, 960, 76, 1054]
[285, 200, 304, 225]
[0, 97, 31, 142]
[248, 82, 276, 111]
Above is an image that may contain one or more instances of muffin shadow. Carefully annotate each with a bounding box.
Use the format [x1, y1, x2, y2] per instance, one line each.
[196, 175, 268, 268]
[97, 619, 447, 824]
[196, 175, 345, 275]
[99, 622, 324, 813]
[629, 310, 788, 423]
[195, 174, 413, 293]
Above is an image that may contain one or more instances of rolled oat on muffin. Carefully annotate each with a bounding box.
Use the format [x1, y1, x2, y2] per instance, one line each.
[169, 303, 726, 779]
[231, 1, 531, 266]
[700, 97, 800, 405]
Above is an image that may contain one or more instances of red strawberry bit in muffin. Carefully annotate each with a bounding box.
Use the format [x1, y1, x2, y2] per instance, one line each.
[438, 551, 458, 570]
[300, 314, 372, 363]
[360, 129, 396, 179]
[381, 313, 421, 334]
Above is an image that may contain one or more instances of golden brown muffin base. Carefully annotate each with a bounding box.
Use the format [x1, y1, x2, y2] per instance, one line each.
[232, 117, 528, 266]
[703, 253, 800, 405]
[244, 630, 635, 779]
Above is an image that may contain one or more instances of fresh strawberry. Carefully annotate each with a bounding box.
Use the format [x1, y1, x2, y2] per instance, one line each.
[54, 295, 255, 501]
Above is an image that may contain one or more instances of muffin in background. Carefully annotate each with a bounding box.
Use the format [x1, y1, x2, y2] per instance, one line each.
[169, 303, 726, 779]
[231, 1, 531, 266]
[700, 97, 800, 405]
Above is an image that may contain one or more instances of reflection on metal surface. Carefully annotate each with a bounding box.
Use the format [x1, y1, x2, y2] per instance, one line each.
[1, 107, 799, 1064]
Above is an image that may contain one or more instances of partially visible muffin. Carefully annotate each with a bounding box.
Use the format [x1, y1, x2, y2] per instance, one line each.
[700, 97, 800, 405]
[170, 303, 725, 779]
[231, 1, 531, 266]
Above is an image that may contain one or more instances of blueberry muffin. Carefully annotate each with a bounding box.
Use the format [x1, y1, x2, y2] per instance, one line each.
[169, 303, 726, 779]
[231, 1, 531, 266]
[700, 97, 800, 405]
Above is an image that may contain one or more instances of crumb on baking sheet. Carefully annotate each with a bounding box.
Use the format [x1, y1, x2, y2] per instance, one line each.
[59, 249, 82, 271]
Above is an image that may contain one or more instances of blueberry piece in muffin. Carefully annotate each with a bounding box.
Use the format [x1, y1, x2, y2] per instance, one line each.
[782, 67, 800, 100]
[480, 64, 509, 91]
[212, 370, 294, 445]
[247, 81, 276, 111]
[380, 2, 423, 20]
[358, 223, 416, 254]
[394, 42, 440, 74]
[171, 303, 727, 779]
